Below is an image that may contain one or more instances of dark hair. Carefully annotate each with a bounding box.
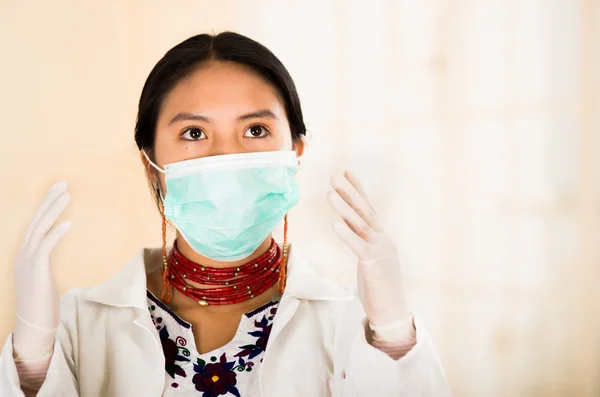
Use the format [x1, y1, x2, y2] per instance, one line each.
[134, 31, 306, 155]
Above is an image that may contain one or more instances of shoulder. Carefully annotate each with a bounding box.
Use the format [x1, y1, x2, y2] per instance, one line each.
[59, 286, 92, 312]
[58, 248, 155, 317]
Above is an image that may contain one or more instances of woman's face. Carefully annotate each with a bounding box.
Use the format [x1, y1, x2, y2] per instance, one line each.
[151, 61, 304, 191]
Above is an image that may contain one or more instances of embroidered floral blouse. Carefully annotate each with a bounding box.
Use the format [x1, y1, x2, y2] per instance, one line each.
[147, 290, 278, 397]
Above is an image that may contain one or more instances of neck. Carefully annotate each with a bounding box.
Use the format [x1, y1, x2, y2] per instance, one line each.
[174, 233, 274, 269]
[166, 234, 279, 313]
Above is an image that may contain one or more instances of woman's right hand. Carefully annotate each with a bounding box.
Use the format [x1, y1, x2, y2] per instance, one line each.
[13, 181, 71, 360]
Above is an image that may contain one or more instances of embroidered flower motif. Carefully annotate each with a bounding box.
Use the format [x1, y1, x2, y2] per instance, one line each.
[234, 310, 275, 360]
[158, 323, 191, 380]
[193, 353, 241, 397]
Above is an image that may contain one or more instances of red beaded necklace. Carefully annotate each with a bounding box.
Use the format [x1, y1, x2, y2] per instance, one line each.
[162, 238, 285, 307]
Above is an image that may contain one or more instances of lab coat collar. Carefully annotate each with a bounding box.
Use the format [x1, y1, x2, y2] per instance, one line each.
[84, 244, 355, 309]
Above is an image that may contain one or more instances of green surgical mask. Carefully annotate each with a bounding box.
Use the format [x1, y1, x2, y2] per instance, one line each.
[143, 150, 300, 261]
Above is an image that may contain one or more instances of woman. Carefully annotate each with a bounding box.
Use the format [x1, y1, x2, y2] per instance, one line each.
[0, 32, 451, 396]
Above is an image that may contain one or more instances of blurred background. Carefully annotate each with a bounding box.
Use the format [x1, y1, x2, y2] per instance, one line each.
[1, 0, 599, 396]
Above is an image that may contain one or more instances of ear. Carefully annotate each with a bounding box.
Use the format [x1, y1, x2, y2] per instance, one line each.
[140, 151, 160, 186]
[292, 135, 307, 162]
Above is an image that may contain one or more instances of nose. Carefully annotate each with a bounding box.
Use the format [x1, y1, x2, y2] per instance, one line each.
[209, 132, 246, 156]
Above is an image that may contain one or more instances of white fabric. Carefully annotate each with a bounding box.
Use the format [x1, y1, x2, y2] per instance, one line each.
[0, 245, 451, 397]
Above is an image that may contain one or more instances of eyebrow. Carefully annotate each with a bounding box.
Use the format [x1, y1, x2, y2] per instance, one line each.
[168, 109, 278, 126]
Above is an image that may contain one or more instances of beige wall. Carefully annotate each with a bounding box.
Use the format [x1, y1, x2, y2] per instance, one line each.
[1, 1, 599, 396]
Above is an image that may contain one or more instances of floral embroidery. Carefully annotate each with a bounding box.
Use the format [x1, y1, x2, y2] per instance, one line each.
[192, 353, 253, 397]
[147, 291, 278, 395]
[161, 327, 192, 379]
[150, 303, 191, 383]
[235, 306, 277, 360]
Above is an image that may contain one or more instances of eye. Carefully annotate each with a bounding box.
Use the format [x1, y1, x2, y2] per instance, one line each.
[244, 125, 270, 138]
[181, 127, 206, 141]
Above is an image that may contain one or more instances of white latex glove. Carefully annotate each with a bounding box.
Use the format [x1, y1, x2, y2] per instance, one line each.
[13, 181, 71, 361]
[328, 171, 415, 342]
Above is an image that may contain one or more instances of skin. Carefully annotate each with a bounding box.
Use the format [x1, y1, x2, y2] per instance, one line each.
[144, 61, 305, 354]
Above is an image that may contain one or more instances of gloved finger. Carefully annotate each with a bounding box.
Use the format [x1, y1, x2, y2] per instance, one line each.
[332, 221, 369, 258]
[344, 170, 377, 213]
[344, 170, 383, 232]
[25, 192, 71, 254]
[22, 181, 68, 248]
[36, 220, 71, 261]
[327, 190, 374, 242]
[330, 173, 383, 233]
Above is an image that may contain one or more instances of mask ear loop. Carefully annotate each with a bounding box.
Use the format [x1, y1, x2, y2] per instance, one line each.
[141, 150, 171, 302]
[141, 149, 166, 174]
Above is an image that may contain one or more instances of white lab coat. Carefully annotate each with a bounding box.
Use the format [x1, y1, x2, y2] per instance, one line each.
[0, 246, 451, 396]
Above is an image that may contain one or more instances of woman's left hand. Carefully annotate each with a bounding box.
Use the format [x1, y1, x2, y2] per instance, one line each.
[327, 171, 412, 333]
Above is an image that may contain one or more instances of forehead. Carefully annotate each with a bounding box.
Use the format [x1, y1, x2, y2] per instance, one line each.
[160, 61, 285, 118]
